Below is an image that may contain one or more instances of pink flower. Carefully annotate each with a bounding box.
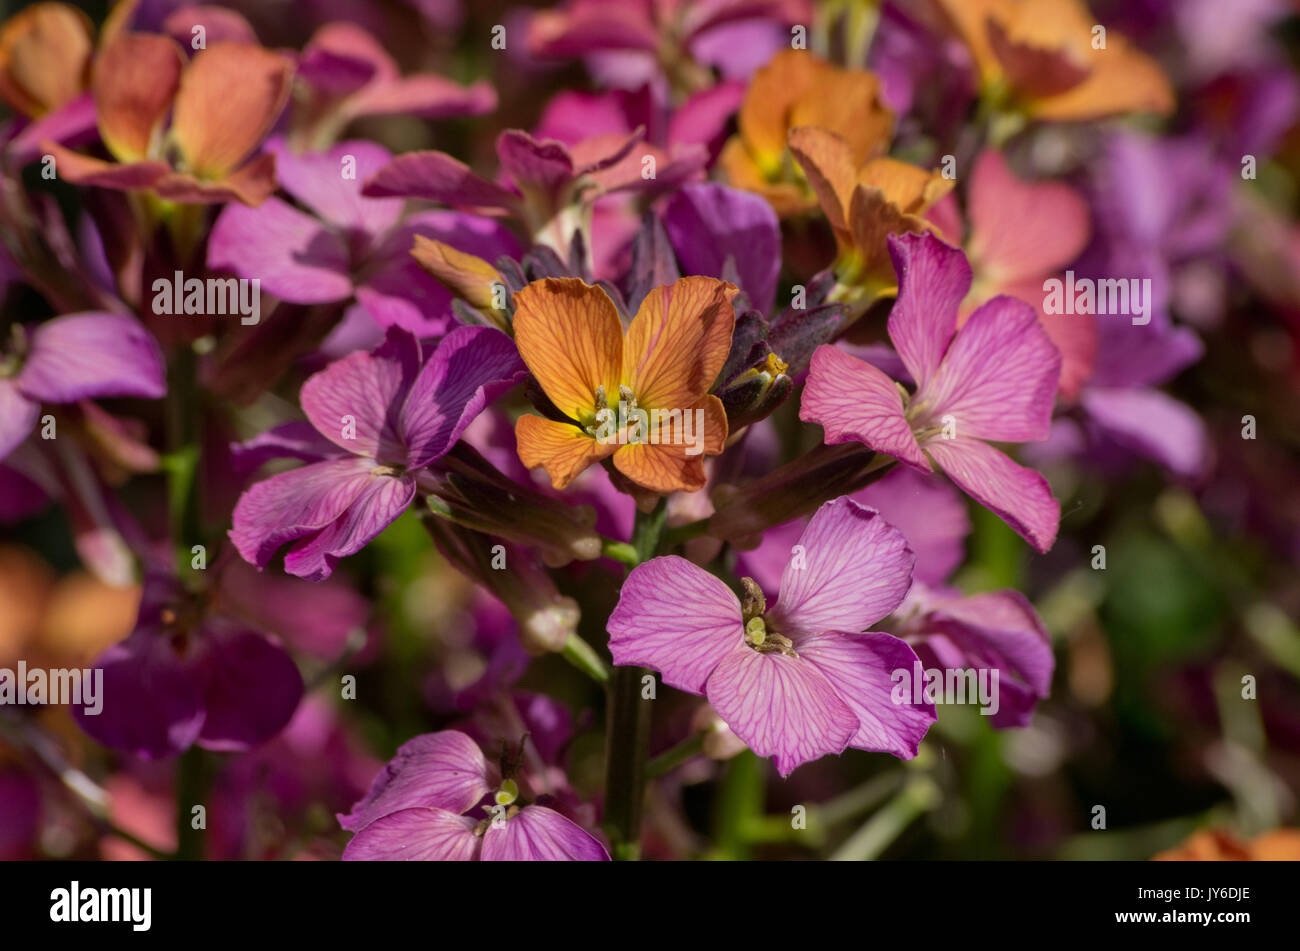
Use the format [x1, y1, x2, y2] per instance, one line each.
[339, 731, 609, 861]
[801, 232, 1062, 552]
[608, 497, 935, 776]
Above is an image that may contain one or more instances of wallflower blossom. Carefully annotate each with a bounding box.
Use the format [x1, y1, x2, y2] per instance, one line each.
[609, 497, 935, 776]
[512, 275, 736, 494]
[230, 325, 525, 580]
[0, 312, 165, 462]
[339, 730, 608, 860]
[45, 34, 292, 205]
[801, 232, 1061, 552]
[721, 50, 894, 217]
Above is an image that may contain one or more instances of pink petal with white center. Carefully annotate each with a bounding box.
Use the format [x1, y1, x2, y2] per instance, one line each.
[767, 498, 914, 638]
[342, 807, 480, 860]
[924, 436, 1059, 553]
[886, 232, 971, 391]
[339, 730, 492, 833]
[20, 312, 165, 403]
[207, 197, 354, 305]
[481, 805, 610, 861]
[398, 325, 526, 468]
[608, 555, 742, 694]
[800, 344, 929, 471]
[922, 294, 1060, 443]
[705, 645, 859, 777]
[298, 327, 420, 460]
[797, 631, 935, 758]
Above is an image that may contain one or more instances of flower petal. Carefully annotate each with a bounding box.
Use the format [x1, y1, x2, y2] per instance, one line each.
[854, 467, 970, 585]
[481, 805, 609, 861]
[362, 148, 521, 213]
[207, 197, 353, 304]
[281, 471, 415, 580]
[608, 554, 742, 694]
[800, 344, 929, 471]
[515, 414, 613, 490]
[0, 380, 39, 461]
[512, 277, 624, 422]
[20, 313, 165, 403]
[399, 325, 526, 468]
[299, 327, 420, 460]
[342, 807, 480, 860]
[886, 231, 971, 391]
[924, 437, 1059, 553]
[194, 626, 304, 752]
[623, 276, 737, 410]
[171, 43, 293, 179]
[1081, 386, 1208, 479]
[339, 730, 492, 832]
[91, 32, 183, 162]
[923, 293, 1060, 443]
[768, 497, 914, 637]
[272, 139, 401, 235]
[706, 645, 859, 777]
[798, 631, 935, 757]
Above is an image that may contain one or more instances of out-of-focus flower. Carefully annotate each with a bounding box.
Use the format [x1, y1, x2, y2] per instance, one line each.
[46, 35, 292, 205]
[802, 232, 1061, 551]
[339, 730, 608, 860]
[0, 2, 98, 165]
[931, 0, 1174, 123]
[208, 140, 520, 343]
[1153, 827, 1300, 861]
[787, 126, 951, 305]
[609, 497, 934, 776]
[0, 313, 165, 462]
[512, 275, 736, 494]
[721, 50, 894, 218]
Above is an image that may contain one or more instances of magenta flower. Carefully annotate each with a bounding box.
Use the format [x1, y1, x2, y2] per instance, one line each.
[229, 325, 525, 581]
[0, 312, 165, 461]
[339, 731, 609, 861]
[801, 232, 1062, 552]
[609, 498, 935, 776]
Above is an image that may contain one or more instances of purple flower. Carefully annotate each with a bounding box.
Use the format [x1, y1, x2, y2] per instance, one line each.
[801, 232, 1062, 552]
[208, 140, 520, 342]
[339, 731, 609, 860]
[609, 497, 935, 776]
[230, 324, 525, 581]
[0, 313, 165, 461]
[75, 575, 304, 759]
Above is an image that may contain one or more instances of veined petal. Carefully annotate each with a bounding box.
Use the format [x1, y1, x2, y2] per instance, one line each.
[481, 805, 609, 861]
[800, 344, 929, 471]
[512, 277, 624, 422]
[705, 645, 859, 777]
[798, 631, 935, 758]
[171, 43, 293, 180]
[339, 730, 492, 832]
[515, 415, 613, 490]
[607, 555, 742, 694]
[768, 498, 914, 637]
[922, 293, 1060, 443]
[282, 471, 415, 580]
[610, 394, 725, 493]
[885, 232, 970, 391]
[399, 325, 526, 468]
[924, 437, 1059, 553]
[623, 276, 737, 410]
[299, 327, 420, 460]
[342, 807, 479, 861]
[21, 312, 165, 403]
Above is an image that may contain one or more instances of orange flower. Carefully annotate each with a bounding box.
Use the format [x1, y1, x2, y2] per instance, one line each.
[0, 2, 92, 118]
[720, 50, 893, 217]
[45, 33, 292, 205]
[787, 126, 952, 299]
[1153, 827, 1300, 861]
[933, 0, 1173, 121]
[513, 276, 737, 494]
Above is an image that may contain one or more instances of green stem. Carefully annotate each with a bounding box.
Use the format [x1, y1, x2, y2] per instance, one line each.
[174, 746, 206, 860]
[828, 776, 940, 861]
[646, 732, 705, 779]
[602, 498, 668, 860]
[562, 632, 610, 684]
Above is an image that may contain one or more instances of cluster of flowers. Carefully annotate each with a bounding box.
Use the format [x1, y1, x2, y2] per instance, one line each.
[0, 0, 1294, 862]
